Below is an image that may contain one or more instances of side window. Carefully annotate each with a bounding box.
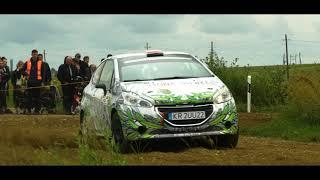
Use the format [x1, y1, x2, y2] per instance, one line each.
[99, 60, 114, 89]
[92, 61, 106, 85]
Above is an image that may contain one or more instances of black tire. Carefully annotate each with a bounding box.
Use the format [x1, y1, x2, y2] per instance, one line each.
[215, 130, 239, 148]
[111, 112, 129, 154]
[79, 110, 87, 144]
[79, 110, 85, 135]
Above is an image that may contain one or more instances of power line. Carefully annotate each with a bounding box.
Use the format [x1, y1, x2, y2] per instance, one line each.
[290, 39, 320, 43]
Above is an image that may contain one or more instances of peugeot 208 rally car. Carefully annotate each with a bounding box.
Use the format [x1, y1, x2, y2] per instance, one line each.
[80, 50, 238, 152]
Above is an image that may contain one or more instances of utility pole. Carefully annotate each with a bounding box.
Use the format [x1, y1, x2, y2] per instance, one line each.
[210, 41, 214, 63]
[43, 50, 46, 62]
[295, 54, 297, 64]
[283, 53, 285, 65]
[145, 42, 151, 50]
[10, 59, 13, 72]
[285, 34, 289, 80]
[299, 52, 302, 64]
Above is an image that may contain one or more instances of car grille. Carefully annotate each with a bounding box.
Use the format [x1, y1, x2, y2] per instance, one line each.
[156, 104, 213, 126]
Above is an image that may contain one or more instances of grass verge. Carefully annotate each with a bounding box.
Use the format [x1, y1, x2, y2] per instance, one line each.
[241, 113, 320, 143]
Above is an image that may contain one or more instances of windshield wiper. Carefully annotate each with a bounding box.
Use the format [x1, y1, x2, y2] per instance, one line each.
[152, 76, 195, 81]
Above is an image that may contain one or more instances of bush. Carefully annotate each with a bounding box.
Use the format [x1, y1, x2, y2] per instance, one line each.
[285, 73, 320, 126]
[250, 66, 287, 107]
[208, 63, 288, 112]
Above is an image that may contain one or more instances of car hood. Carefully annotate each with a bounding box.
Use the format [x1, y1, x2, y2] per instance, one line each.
[120, 77, 226, 105]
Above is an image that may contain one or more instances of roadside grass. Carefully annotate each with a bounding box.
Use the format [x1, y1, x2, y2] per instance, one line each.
[241, 113, 320, 143]
[241, 68, 320, 143]
[78, 131, 127, 165]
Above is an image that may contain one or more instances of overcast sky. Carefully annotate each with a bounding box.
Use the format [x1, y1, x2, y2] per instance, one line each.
[1, 15, 320, 70]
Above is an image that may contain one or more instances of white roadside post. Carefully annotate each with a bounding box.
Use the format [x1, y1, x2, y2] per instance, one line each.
[247, 75, 251, 113]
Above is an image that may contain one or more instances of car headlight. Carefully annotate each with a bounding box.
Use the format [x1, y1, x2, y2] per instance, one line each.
[123, 92, 153, 108]
[213, 86, 232, 104]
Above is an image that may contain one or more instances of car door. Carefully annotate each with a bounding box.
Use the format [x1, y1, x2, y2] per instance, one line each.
[83, 61, 106, 132]
[95, 59, 115, 133]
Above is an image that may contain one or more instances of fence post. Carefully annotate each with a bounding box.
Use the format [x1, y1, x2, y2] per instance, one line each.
[247, 75, 251, 113]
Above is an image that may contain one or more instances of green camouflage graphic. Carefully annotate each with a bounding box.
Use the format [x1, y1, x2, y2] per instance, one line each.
[150, 90, 219, 105]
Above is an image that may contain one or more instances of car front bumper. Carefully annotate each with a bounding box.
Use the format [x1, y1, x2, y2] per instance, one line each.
[117, 100, 238, 141]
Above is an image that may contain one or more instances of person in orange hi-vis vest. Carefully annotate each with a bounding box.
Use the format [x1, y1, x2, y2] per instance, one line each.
[22, 49, 45, 114]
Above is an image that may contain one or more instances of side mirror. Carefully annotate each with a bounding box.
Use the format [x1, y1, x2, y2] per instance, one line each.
[95, 83, 107, 96]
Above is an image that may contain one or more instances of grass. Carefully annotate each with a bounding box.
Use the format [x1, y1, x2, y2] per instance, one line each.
[240, 64, 320, 143]
[241, 114, 320, 143]
[78, 131, 127, 165]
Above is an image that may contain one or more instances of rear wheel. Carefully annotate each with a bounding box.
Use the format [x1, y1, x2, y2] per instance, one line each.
[111, 112, 129, 153]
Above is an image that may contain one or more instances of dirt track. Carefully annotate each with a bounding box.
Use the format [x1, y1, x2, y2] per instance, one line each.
[0, 113, 320, 165]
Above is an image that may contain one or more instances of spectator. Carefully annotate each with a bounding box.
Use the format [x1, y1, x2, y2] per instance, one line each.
[82, 56, 91, 81]
[89, 64, 97, 79]
[11, 60, 26, 114]
[1, 57, 10, 98]
[38, 54, 52, 85]
[74, 53, 89, 81]
[0, 58, 10, 113]
[57, 56, 77, 115]
[72, 58, 81, 75]
[22, 49, 46, 114]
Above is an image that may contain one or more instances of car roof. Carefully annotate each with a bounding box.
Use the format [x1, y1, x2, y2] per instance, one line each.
[110, 51, 192, 60]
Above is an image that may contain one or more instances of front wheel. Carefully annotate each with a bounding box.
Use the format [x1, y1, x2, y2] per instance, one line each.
[79, 110, 93, 145]
[111, 112, 129, 153]
[215, 130, 239, 148]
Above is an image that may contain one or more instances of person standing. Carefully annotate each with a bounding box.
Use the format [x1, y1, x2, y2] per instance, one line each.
[22, 49, 45, 114]
[89, 64, 97, 79]
[11, 60, 26, 114]
[0, 58, 10, 113]
[82, 56, 91, 82]
[1, 57, 10, 99]
[57, 56, 77, 115]
[38, 54, 52, 113]
[38, 54, 51, 85]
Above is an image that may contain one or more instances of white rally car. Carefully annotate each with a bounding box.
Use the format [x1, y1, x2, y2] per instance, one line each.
[80, 50, 239, 152]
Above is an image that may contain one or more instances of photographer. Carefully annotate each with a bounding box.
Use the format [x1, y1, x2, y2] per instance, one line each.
[0, 58, 10, 113]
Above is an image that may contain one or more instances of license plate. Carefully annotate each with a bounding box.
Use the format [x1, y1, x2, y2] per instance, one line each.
[168, 111, 206, 120]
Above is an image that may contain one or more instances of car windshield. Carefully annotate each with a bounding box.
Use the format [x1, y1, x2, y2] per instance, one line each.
[118, 57, 213, 82]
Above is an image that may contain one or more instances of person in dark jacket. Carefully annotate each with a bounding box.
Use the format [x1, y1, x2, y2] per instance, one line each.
[57, 56, 77, 115]
[37, 54, 53, 113]
[38, 54, 51, 85]
[82, 56, 91, 82]
[11, 60, 27, 114]
[74, 53, 89, 81]
[1, 57, 10, 98]
[22, 49, 46, 114]
[0, 58, 10, 113]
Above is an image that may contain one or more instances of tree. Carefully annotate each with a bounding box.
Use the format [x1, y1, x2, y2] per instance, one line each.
[201, 47, 227, 77]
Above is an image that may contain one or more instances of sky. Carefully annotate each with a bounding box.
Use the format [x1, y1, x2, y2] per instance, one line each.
[1, 14, 320, 70]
